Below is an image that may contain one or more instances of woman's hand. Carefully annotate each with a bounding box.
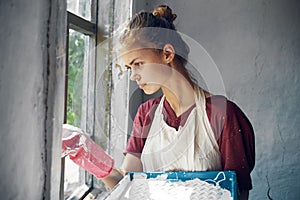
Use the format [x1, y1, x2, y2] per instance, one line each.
[61, 124, 114, 179]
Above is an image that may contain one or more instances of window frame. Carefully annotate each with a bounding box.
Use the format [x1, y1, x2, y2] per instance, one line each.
[61, 1, 134, 199]
[62, 9, 98, 200]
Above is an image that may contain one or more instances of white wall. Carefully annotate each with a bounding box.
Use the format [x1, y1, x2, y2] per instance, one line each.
[0, 0, 66, 199]
[133, 0, 300, 199]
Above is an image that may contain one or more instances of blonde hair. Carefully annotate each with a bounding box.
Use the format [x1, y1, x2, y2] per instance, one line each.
[119, 5, 195, 86]
[121, 6, 189, 59]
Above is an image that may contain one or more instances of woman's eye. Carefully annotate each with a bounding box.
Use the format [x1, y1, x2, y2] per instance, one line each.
[125, 62, 143, 72]
[134, 62, 143, 67]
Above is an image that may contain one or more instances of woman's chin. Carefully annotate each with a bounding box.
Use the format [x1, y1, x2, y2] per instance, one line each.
[142, 89, 155, 95]
[142, 86, 160, 95]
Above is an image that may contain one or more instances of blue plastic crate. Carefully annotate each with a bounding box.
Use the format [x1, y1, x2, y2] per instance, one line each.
[129, 171, 237, 200]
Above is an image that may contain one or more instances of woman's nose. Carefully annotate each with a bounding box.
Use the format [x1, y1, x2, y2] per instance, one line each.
[130, 70, 140, 81]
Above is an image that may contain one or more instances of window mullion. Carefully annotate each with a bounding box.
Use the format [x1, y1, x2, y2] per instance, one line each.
[67, 11, 96, 36]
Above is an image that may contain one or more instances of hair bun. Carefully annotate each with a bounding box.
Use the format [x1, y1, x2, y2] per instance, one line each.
[152, 5, 177, 23]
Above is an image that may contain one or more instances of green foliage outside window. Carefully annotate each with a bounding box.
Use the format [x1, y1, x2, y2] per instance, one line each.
[67, 32, 85, 127]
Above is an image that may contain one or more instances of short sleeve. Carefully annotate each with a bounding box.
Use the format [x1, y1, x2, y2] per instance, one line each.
[124, 112, 145, 158]
[124, 97, 160, 158]
[219, 101, 255, 191]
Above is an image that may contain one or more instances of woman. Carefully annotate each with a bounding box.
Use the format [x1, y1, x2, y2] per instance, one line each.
[104, 5, 255, 200]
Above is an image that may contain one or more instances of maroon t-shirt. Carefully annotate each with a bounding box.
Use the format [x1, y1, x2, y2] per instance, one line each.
[124, 95, 255, 191]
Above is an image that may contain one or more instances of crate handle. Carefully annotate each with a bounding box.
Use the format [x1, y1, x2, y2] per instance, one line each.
[204, 171, 226, 186]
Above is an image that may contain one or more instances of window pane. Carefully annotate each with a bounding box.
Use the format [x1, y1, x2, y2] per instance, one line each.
[66, 30, 86, 128]
[67, 0, 92, 21]
[64, 29, 89, 199]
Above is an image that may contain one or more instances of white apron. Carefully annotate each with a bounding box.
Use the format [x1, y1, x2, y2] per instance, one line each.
[141, 87, 221, 172]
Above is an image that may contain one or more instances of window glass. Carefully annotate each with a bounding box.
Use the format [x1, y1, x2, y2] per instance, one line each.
[63, 0, 132, 198]
[66, 30, 85, 127]
[64, 29, 90, 199]
[67, 0, 92, 21]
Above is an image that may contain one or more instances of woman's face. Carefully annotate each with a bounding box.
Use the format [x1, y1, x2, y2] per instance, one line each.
[121, 48, 172, 95]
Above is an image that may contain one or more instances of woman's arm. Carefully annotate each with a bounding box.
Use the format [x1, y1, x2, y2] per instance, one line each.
[101, 153, 143, 189]
[101, 168, 124, 190]
[121, 153, 143, 172]
[217, 100, 255, 199]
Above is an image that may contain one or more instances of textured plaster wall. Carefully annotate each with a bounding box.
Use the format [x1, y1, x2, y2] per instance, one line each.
[0, 0, 66, 199]
[133, 0, 300, 199]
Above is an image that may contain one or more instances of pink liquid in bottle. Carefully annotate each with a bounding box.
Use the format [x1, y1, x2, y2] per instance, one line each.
[62, 125, 114, 179]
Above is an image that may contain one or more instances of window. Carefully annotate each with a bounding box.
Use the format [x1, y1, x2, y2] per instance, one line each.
[63, 0, 97, 199]
[67, 0, 93, 21]
[62, 0, 133, 199]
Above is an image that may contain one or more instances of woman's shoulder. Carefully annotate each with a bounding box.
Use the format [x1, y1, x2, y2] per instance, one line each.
[206, 95, 254, 142]
[206, 95, 247, 118]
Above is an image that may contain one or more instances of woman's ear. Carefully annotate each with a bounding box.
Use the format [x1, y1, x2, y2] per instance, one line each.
[162, 44, 175, 63]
